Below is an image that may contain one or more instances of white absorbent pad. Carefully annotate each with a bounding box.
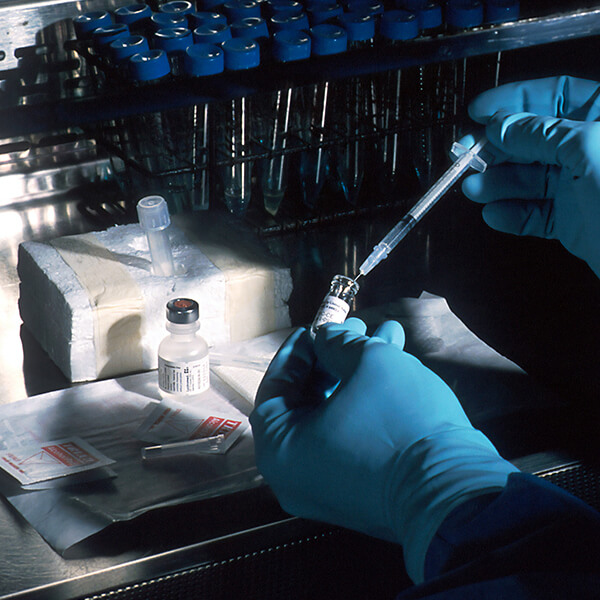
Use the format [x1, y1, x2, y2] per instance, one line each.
[17, 221, 292, 382]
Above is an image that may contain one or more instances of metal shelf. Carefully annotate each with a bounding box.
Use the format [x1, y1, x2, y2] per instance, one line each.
[1, 6, 600, 137]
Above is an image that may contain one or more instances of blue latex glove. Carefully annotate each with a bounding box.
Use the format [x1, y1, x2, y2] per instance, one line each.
[250, 318, 517, 583]
[462, 75, 600, 277]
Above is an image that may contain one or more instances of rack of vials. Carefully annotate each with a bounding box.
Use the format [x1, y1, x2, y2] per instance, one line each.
[68, 0, 520, 227]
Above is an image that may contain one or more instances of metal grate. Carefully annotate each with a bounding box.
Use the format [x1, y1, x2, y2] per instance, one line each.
[537, 462, 600, 512]
[78, 528, 410, 600]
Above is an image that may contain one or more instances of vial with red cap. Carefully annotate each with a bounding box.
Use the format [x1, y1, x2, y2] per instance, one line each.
[158, 298, 210, 401]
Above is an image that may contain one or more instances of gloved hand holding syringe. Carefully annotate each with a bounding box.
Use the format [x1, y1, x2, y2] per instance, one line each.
[310, 137, 489, 335]
[355, 136, 489, 281]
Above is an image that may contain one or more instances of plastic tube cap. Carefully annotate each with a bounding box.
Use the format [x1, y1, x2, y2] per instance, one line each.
[137, 195, 171, 231]
[154, 27, 193, 53]
[224, 0, 261, 21]
[308, 2, 343, 26]
[338, 12, 375, 43]
[129, 49, 171, 80]
[150, 12, 187, 31]
[231, 17, 270, 39]
[92, 23, 131, 50]
[193, 23, 232, 44]
[310, 23, 347, 55]
[380, 9, 419, 40]
[345, 0, 384, 18]
[269, 12, 310, 32]
[265, 0, 303, 17]
[189, 11, 228, 29]
[184, 43, 225, 75]
[485, 0, 519, 24]
[114, 4, 152, 25]
[416, 2, 442, 31]
[110, 35, 150, 62]
[159, 0, 194, 16]
[222, 37, 260, 69]
[272, 29, 311, 61]
[446, 0, 484, 30]
[73, 11, 113, 38]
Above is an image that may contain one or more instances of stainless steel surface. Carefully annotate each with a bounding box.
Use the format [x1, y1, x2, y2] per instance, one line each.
[0, 0, 132, 71]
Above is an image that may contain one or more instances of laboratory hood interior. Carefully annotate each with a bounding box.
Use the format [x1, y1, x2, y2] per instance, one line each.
[0, 0, 599, 598]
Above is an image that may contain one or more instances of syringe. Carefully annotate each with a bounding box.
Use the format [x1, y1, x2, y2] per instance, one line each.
[355, 137, 488, 281]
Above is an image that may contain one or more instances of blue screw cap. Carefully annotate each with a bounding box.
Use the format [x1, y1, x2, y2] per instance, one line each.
[154, 27, 193, 53]
[310, 23, 347, 55]
[446, 0, 484, 30]
[150, 12, 187, 31]
[193, 22, 233, 44]
[269, 12, 310, 32]
[222, 37, 260, 69]
[272, 29, 311, 61]
[338, 12, 375, 43]
[189, 11, 228, 28]
[114, 4, 152, 25]
[416, 2, 442, 32]
[159, 0, 194, 16]
[224, 0, 261, 21]
[485, 0, 519, 24]
[73, 11, 113, 38]
[308, 1, 343, 26]
[264, 0, 303, 17]
[110, 34, 150, 62]
[345, 0, 384, 18]
[379, 9, 419, 40]
[92, 23, 131, 50]
[231, 16, 270, 39]
[129, 48, 171, 80]
[184, 43, 225, 75]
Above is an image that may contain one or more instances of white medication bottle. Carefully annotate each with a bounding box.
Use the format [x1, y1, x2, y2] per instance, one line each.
[310, 274, 359, 337]
[158, 298, 210, 400]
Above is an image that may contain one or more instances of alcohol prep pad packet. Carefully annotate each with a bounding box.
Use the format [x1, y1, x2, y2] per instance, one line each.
[135, 396, 249, 454]
[0, 437, 115, 486]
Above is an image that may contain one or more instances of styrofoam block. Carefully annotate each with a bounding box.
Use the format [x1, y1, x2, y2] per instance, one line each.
[18, 223, 292, 382]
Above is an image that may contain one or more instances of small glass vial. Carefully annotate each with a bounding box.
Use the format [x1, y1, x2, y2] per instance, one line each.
[310, 275, 359, 337]
[158, 298, 210, 400]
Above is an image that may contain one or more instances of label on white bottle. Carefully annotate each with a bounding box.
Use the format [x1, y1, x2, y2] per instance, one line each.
[313, 296, 350, 330]
[158, 355, 210, 396]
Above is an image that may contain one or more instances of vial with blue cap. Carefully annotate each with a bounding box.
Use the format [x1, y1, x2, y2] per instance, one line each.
[298, 24, 347, 210]
[216, 38, 260, 214]
[159, 0, 195, 20]
[257, 30, 310, 216]
[224, 0, 261, 22]
[268, 12, 310, 33]
[334, 12, 376, 206]
[92, 23, 131, 56]
[189, 11, 228, 30]
[150, 12, 188, 32]
[307, 1, 343, 26]
[73, 11, 113, 40]
[182, 44, 226, 211]
[114, 4, 153, 35]
[192, 22, 233, 45]
[153, 26, 193, 75]
[446, 0, 484, 32]
[109, 34, 150, 76]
